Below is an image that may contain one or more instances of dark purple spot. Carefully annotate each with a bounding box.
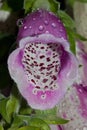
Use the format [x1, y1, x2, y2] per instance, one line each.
[39, 63, 44, 66]
[47, 57, 50, 62]
[43, 79, 48, 83]
[31, 79, 36, 84]
[41, 46, 44, 49]
[40, 55, 45, 59]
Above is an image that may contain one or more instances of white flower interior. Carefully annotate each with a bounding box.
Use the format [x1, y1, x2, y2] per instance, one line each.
[22, 42, 61, 93]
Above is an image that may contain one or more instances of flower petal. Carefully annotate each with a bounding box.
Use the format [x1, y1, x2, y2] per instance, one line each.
[19, 34, 69, 52]
[17, 9, 67, 42]
[57, 51, 78, 89]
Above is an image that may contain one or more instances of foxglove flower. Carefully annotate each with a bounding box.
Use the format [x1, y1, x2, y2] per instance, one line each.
[75, 41, 87, 119]
[58, 41, 87, 129]
[8, 9, 78, 110]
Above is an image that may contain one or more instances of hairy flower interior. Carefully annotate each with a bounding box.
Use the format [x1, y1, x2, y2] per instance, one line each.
[22, 42, 61, 95]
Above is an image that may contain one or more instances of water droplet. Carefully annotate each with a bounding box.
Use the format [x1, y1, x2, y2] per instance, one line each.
[44, 20, 49, 25]
[78, 88, 83, 93]
[24, 26, 27, 29]
[51, 23, 56, 28]
[17, 19, 23, 27]
[32, 88, 37, 95]
[45, 31, 49, 34]
[39, 25, 44, 31]
[33, 18, 36, 21]
[29, 26, 32, 29]
[41, 94, 46, 99]
[58, 20, 61, 23]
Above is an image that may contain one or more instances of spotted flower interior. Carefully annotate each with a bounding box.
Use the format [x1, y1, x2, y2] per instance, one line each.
[22, 42, 62, 98]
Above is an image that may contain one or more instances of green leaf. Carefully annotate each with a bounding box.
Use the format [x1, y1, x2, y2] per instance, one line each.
[0, 97, 10, 123]
[0, 1, 11, 11]
[35, 107, 57, 116]
[6, 94, 20, 123]
[57, 10, 75, 29]
[10, 115, 50, 130]
[67, 0, 87, 7]
[24, 0, 60, 14]
[0, 125, 4, 130]
[66, 28, 76, 54]
[74, 33, 87, 41]
[40, 115, 69, 124]
[17, 126, 41, 130]
[29, 118, 50, 130]
[0, 94, 5, 100]
[10, 115, 30, 129]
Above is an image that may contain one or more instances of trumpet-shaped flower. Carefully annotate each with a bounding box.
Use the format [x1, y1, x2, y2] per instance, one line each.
[8, 9, 78, 110]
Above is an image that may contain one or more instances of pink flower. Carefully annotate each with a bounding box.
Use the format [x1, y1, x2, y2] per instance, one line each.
[75, 41, 87, 119]
[8, 9, 78, 110]
[57, 41, 87, 129]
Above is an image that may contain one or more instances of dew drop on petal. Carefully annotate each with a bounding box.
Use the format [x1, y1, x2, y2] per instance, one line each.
[51, 23, 56, 28]
[39, 25, 44, 31]
[45, 31, 49, 34]
[24, 26, 27, 29]
[44, 20, 49, 25]
[32, 88, 38, 95]
[17, 19, 23, 27]
[41, 94, 46, 99]
[33, 18, 36, 21]
[29, 26, 32, 29]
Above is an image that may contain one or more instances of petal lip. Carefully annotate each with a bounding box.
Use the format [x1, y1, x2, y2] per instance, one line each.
[19, 34, 70, 52]
[17, 9, 67, 42]
[8, 45, 78, 110]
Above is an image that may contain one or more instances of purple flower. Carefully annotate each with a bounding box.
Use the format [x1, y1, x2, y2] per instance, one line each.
[8, 9, 78, 110]
[57, 41, 87, 129]
[75, 41, 87, 119]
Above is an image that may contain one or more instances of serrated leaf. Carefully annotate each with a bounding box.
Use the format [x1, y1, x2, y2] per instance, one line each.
[24, 0, 60, 14]
[57, 10, 75, 29]
[17, 126, 41, 130]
